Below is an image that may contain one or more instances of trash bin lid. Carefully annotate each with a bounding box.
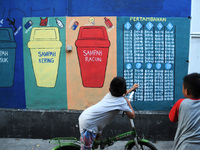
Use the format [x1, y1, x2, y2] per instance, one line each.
[29, 27, 60, 41]
[0, 28, 15, 41]
[0, 42, 16, 48]
[75, 26, 110, 47]
[28, 27, 62, 48]
[0, 28, 17, 48]
[77, 26, 108, 40]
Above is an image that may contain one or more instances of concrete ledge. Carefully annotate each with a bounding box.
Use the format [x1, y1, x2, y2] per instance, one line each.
[0, 109, 177, 141]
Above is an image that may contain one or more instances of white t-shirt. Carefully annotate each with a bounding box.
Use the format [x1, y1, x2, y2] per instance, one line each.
[78, 93, 132, 134]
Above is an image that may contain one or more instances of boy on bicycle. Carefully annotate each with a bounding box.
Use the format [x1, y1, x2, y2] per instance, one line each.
[78, 76, 139, 150]
[169, 73, 200, 150]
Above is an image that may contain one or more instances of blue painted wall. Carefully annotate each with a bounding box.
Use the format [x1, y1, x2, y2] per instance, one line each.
[68, 0, 191, 17]
[0, 0, 191, 109]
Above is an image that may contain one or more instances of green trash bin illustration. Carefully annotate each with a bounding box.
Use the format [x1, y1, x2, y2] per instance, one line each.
[0, 28, 16, 87]
[28, 27, 62, 87]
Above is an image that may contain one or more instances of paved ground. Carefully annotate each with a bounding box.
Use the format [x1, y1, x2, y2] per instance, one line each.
[0, 138, 173, 150]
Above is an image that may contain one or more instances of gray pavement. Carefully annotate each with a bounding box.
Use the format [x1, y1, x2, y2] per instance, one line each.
[0, 138, 173, 150]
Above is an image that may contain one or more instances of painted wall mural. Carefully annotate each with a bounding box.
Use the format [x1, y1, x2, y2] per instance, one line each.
[0, 28, 16, 87]
[117, 17, 190, 110]
[76, 26, 110, 88]
[0, 16, 190, 111]
[28, 27, 62, 87]
[0, 17, 26, 108]
[0, 0, 191, 111]
[66, 17, 116, 110]
[22, 16, 116, 110]
[23, 17, 67, 109]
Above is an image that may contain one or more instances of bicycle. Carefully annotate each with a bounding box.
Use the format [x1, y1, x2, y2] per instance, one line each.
[49, 91, 158, 150]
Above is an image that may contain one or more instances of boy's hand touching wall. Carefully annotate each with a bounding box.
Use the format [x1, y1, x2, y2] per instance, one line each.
[125, 84, 139, 96]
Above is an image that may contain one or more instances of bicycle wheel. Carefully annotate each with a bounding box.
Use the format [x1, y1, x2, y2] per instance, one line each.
[126, 141, 157, 150]
[53, 146, 80, 150]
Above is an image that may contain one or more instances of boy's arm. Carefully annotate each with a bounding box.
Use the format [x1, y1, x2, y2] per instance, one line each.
[124, 97, 135, 119]
[169, 99, 184, 122]
[124, 84, 139, 96]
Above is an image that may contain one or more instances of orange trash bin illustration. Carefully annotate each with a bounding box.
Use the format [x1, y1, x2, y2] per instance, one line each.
[75, 26, 110, 88]
[28, 27, 62, 87]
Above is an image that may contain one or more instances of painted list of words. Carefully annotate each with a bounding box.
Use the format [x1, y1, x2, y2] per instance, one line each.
[123, 21, 175, 101]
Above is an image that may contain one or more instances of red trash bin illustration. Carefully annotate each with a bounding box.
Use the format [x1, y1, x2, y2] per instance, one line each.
[75, 26, 110, 88]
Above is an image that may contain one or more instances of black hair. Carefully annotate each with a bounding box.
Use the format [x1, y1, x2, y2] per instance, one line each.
[110, 76, 127, 97]
[183, 73, 200, 99]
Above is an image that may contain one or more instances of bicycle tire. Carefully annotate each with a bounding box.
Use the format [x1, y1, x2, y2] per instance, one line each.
[53, 146, 80, 150]
[126, 141, 158, 150]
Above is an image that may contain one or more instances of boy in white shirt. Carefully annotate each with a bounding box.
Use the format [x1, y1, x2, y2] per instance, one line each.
[79, 76, 139, 150]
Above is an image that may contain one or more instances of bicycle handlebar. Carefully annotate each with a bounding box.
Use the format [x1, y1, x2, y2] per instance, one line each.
[128, 91, 135, 102]
[128, 90, 136, 102]
[128, 90, 136, 129]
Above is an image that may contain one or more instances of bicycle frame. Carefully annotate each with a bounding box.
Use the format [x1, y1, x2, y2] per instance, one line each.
[92, 130, 135, 149]
[49, 131, 136, 149]
[50, 91, 156, 150]
[49, 130, 152, 150]
[50, 137, 80, 150]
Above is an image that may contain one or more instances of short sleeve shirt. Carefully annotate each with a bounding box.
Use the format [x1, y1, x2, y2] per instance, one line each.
[78, 93, 132, 134]
[169, 98, 200, 150]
